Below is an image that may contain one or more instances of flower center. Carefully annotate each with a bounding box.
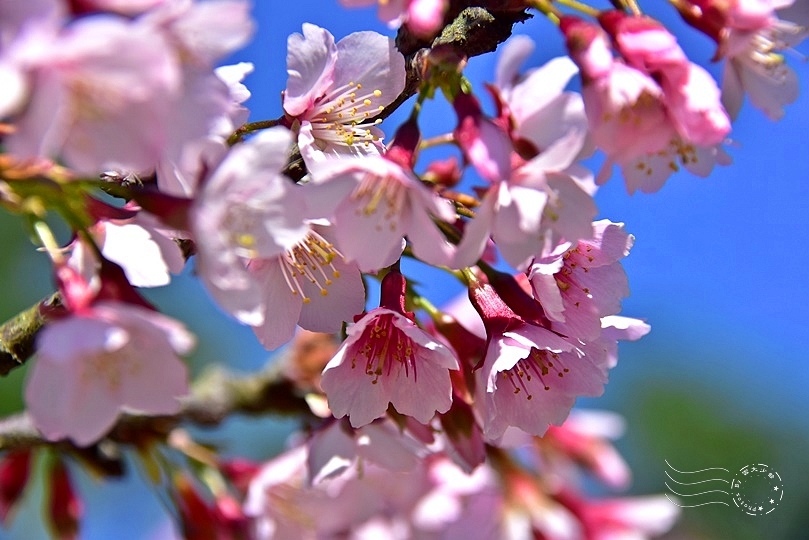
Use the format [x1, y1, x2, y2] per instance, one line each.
[278, 231, 343, 304]
[352, 173, 407, 230]
[310, 81, 385, 147]
[351, 313, 417, 384]
[502, 348, 569, 400]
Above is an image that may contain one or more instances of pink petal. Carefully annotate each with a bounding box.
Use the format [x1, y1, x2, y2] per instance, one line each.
[284, 24, 337, 117]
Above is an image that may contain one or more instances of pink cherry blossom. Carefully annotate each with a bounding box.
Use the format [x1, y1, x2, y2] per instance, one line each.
[70, 208, 185, 288]
[192, 127, 309, 326]
[70, 0, 166, 16]
[248, 224, 365, 350]
[543, 409, 632, 490]
[719, 1, 807, 119]
[320, 270, 459, 427]
[25, 301, 193, 446]
[307, 418, 427, 483]
[5, 15, 181, 174]
[528, 220, 633, 342]
[339, 0, 448, 38]
[141, 0, 255, 68]
[495, 35, 591, 158]
[305, 151, 459, 271]
[468, 280, 603, 440]
[321, 307, 459, 427]
[283, 23, 405, 166]
[453, 129, 596, 269]
[561, 15, 732, 193]
[453, 92, 513, 184]
[557, 490, 680, 540]
[245, 444, 433, 539]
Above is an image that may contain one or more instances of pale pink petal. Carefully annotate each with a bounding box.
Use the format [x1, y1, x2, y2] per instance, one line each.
[249, 259, 304, 350]
[322, 346, 392, 427]
[284, 23, 337, 117]
[297, 256, 365, 333]
[333, 31, 405, 108]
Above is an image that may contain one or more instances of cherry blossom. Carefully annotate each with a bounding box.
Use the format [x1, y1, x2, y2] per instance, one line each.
[248, 224, 365, 350]
[192, 126, 309, 326]
[320, 269, 459, 427]
[305, 125, 459, 271]
[453, 124, 596, 269]
[543, 409, 632, 490]
[556, 490, 680, 540]
[4, 15, 180, 174]
[70, 207, 185, 289]
[718, 0, 808, 119]
[561, 15, 732, 193]
[340, 0, 448, 38]
[283, 23, 405, 166]
[528, 220, 633, 342]
[25, 301, 193, 446]
[306, 418, 427, 483]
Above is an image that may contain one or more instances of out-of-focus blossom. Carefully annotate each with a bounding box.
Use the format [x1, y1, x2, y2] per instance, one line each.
[142, 0, 254, 67]
[69, 0, 166, 16]
[248, 224, 365, 350]
[70, 207, 185, 288]
[25, 301, 193, 446]
[4, 16, 179, 173]
[321, 269, 459, 427]
[339, 0, 448, 38]
[307, 418, 427, 483]
[0, 450, 32, 525]
[543, 409, 632, 489]
[192, 126, 309, 326]
[245, 445, 433, 539]
[673, 0, 806, 118]
[47, 459, 82, 540]
[557, 490, 680, 540]
[283, 23, 405, 166]
[562, 14, 732, 193]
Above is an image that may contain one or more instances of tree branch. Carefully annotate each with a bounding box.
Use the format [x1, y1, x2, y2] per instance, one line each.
[0, 293, 61, 377]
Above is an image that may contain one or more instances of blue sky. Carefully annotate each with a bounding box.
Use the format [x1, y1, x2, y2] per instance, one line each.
[3, 1, 809, 538]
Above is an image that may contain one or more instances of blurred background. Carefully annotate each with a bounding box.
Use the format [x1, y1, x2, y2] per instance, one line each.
[2, 1, 808, 538]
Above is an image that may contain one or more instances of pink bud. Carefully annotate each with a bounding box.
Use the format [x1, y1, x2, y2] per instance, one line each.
[47, 460, 82, 540]
[0, 450, 32, 525]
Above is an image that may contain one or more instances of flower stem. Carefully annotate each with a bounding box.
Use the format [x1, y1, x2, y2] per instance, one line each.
[419, 133, 455, 151]
[553, 0, 601, 17]
[32, 220, 65, 265]
[227, 117, 285, 146]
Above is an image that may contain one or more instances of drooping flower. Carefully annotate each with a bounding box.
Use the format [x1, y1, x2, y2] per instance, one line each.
[561, 15, 732, 193]
[25, 301, 193, 446]
[672, 0, 808, 117]
[320, 269, 459, 428]
[528, 220, 633, 342]
[191, 126, 309, 326]
[283, 23, 405, 166]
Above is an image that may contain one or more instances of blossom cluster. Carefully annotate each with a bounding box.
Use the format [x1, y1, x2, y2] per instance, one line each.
[0, 0, 805, 537]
